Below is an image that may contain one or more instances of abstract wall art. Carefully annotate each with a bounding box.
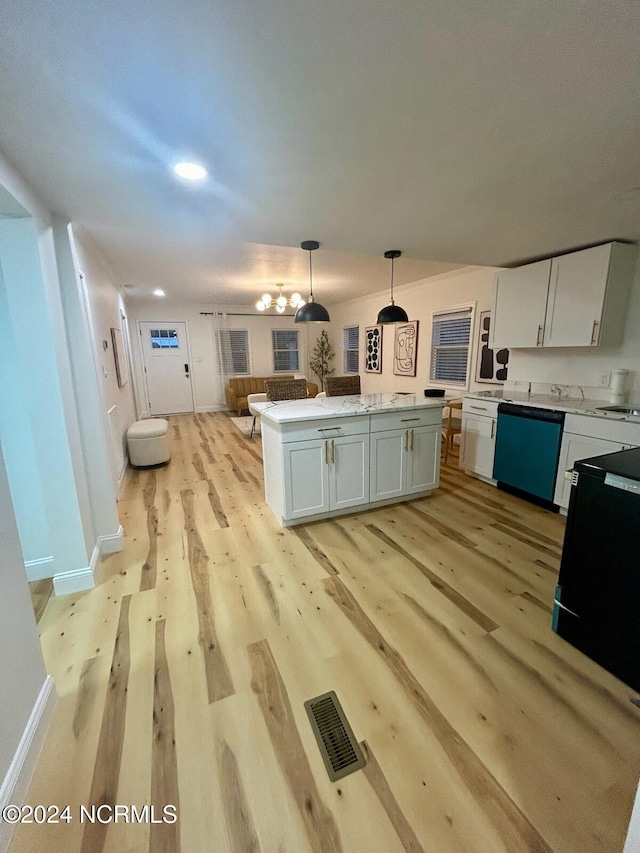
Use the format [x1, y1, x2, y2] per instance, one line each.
[364, 325, 383, 373]
[393, 320, 419, 377]
[475, 311, 509, 383]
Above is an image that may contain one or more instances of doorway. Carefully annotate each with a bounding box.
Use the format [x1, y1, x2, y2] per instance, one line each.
[139, 321, 195, 415]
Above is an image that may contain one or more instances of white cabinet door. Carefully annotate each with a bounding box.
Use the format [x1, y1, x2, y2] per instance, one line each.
[490, 259, 551, 349]
[283, 439, 330, 519]
[460, 413, 496, 480]
[554, 433, 624, 509]
[330, 434, 370, 511]
[406, 426, 440, 493]
[544, 244, 611, 347]
[370, 429, 407, 501]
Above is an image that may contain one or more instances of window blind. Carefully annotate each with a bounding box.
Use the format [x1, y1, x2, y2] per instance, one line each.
[430, 308, 473, 385]
[216, 329, 251, 375]
[272, 329, 299, 372]
[343, 326, 359, 373]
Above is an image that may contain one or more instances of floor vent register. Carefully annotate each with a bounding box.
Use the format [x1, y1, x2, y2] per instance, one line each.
[304, 691, 366, 782]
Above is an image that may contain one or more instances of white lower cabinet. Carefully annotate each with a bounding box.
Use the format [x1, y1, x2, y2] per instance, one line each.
[407, 426, 440, 493]
[460, 399, 499, 481]
[553, 434, 625, 510]
[263, 406, 443, 525]
[283, 434, 370, 520]
[370, 425, 439, 500]
[283, 438, 330, 519]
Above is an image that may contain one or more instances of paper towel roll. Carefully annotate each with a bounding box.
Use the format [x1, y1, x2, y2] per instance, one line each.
[610, 368, 629, 405]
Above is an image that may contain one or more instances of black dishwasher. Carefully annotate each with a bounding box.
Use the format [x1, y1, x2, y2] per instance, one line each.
[493, 403, 565, 509]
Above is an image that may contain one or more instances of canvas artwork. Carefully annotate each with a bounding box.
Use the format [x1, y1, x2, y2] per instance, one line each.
[111, 327, 130, 388]
[364, 325, 383, 373]
[393, 320, 419, 377]
[476, 311, 509, 383]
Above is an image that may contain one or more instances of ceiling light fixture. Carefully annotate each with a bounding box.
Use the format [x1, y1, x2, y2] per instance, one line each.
[295, 240, 330, 324]
[173, 162, 208, 181]
[153, 288, 166, 297]
[376, 250, 408, 324]
[256, 283, 304, 314]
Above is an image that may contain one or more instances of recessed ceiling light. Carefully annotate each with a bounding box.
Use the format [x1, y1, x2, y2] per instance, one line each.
[153, 288, 166, 297]
[173, 162, 207, 181]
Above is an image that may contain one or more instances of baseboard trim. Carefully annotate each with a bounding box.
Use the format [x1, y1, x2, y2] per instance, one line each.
[0, 676, 57, 853]
[52, 544, 99, 595]
[196, 405, 227, 412]
[24, 555, 55, 582]
[98, 525, 124, 554]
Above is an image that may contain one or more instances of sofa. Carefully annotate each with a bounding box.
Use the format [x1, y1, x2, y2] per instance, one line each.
[225, 376, 318, 415]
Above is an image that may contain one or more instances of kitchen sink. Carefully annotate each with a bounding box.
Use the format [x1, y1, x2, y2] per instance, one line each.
[597, 405, 640, 416]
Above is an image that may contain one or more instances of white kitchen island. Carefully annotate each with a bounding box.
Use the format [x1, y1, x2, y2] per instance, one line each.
[252, 393, 445, 526]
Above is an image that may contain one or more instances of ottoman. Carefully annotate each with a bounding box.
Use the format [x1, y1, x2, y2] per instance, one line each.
[127, 418, 170, 467]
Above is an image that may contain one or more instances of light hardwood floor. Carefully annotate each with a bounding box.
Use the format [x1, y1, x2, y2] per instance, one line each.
[10, 412, 640, 853]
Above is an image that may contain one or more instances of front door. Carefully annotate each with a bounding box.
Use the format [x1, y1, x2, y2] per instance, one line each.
[140, 321, 194, 415]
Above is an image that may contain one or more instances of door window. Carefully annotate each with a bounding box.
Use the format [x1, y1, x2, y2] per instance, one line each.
[150, 329, 179, 349]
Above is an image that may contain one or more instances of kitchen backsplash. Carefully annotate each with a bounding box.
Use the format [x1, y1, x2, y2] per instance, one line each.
[504, 380, 614, 402]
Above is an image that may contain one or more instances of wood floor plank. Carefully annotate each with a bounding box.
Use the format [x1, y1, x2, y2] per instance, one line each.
[364, 522, 498, 633]
[80, 595, 132, 853]
[150, 619, 181, 853]
[323, 576, 554, 853]
[140, 471, 159, 591]
[180, 488, 235, 703]
[248, 639, 344, 853]
[361, 740, 425, 853]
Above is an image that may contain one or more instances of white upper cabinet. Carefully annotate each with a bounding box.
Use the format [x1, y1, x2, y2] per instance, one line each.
[491, 259, 551, 349]
[490, 242, 637, 349]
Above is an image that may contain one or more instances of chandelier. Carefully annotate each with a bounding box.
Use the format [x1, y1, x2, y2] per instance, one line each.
[256, 283, 305, 313]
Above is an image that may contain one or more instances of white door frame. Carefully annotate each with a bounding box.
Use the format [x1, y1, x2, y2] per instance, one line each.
[138, 320, 195, 415]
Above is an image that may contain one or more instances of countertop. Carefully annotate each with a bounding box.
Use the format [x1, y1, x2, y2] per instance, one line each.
[464, 390, 640, 424]
[252, 393, 445, 424]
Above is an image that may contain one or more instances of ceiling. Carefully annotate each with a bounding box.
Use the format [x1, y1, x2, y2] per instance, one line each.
[1, 0, 639, 304]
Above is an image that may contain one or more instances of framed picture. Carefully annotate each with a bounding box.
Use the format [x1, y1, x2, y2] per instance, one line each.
[475, 311, 509, 384]
[364, 325, 383, 373]
[111, 327, 130, 388]
[393, 320, 419, 377]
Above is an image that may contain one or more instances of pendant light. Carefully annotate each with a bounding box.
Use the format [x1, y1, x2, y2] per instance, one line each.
[294, 240, 330, 323]
[376, 250, 408, 324]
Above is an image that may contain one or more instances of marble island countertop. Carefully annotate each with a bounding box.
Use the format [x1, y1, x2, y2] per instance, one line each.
[252, 392, 445, 424]
[465, 390, 640, 424]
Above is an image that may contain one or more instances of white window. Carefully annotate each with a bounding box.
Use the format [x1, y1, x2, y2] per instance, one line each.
[343, 325, 359, 373]
[272, 329, 299, 372]
[429, 306, 473, 386]
[216, 329, 251, 375]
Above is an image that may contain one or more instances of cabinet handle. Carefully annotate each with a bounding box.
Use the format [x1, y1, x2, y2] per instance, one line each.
[404, 430, 408, 451]
[324, 441, 329, 465]
[410, 429, 414, 451]
[590, 320, 599, 345]
[331, 439, 335, 464]
[536, 324, 543, 346]
[490, 420, 495, 439]
[401, 417, 420, 422]
[469, 405, 487, 411]
[318, 427, 341, 432]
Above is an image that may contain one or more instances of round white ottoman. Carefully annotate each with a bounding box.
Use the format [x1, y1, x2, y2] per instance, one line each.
[127, 418, 170, 467]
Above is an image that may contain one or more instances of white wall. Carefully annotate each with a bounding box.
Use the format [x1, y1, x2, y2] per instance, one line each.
[127, 302, 311, 414]
[70, 228, 136, 484]
[326, 266, 497, 395]
[0, 261, 52, 570]
[0, 442, 50, 827]
[0, 217, 94, 577]
[508, 253, 640, 396]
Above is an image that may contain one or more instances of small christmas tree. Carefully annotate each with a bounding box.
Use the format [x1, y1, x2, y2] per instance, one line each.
[310, 330, 335, 391]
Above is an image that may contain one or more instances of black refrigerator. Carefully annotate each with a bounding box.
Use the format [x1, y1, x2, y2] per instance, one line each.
[553, 446, 640, 692]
